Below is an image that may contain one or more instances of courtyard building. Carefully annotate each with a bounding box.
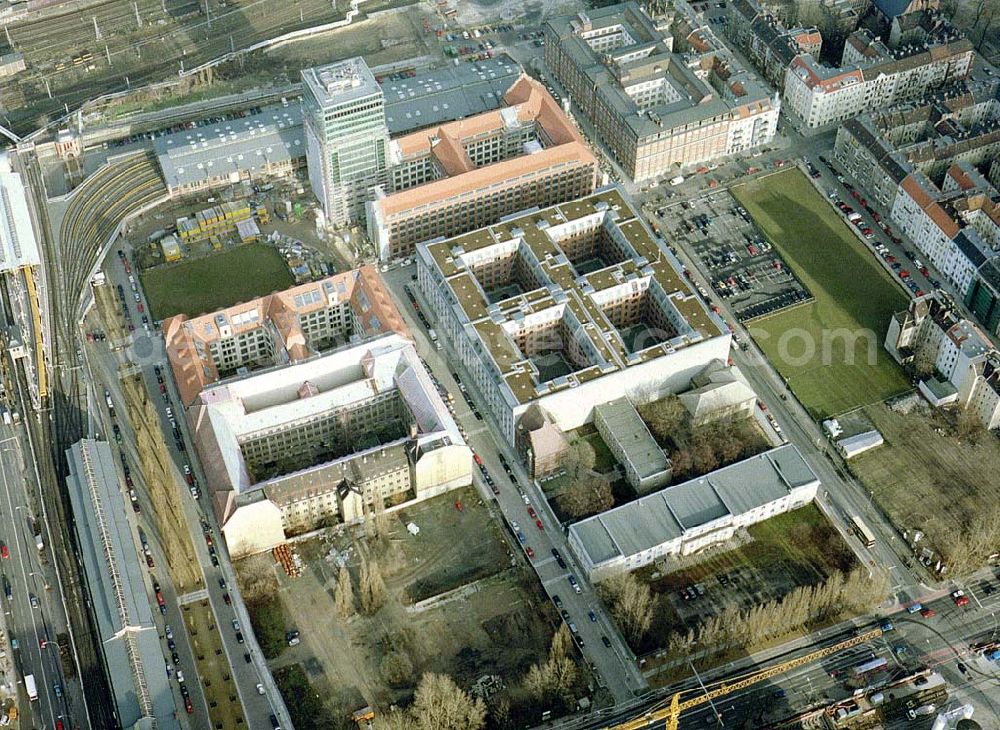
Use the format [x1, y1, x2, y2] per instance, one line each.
[415, 187, 731, 444]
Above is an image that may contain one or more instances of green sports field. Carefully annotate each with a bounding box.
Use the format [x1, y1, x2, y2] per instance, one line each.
[141, 243, 294, 320]
[732, 170, 911, 419]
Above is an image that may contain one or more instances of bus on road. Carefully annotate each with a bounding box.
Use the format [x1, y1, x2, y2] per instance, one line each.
[850, 515, 876, 548]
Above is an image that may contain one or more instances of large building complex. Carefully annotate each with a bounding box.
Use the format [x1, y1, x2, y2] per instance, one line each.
[65, 440, 179, 729]
[163, 267, 408, 406]
[885, 293, 1000, 429]
[190, 335, 473, 556]
[415, 187, 731, 444]
[544, 3, 779, 182]
[302, 58, 391, 227]
[366, 75, 600, 262]
[783, 14, 972, 128]
[832, 85, 1000, 333]
[568, 444, 820, 581]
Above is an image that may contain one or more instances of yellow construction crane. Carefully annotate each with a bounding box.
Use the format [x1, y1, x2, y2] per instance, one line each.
[607, 628, 884, 730]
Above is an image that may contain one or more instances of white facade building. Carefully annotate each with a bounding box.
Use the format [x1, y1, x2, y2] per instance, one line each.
[568, 444, 820, 581]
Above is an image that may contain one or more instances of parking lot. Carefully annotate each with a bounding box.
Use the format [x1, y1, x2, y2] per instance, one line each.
[655, 192, 811, 322]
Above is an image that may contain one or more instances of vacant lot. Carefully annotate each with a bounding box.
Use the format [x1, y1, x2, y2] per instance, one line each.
[141, 243, 293, 320]
[850, 402, 1000, 569]
[241, 489, 565, 728]
[732, 170, 910, 419]
[184, 599, 246, 729]
[638, 504, 857, 655]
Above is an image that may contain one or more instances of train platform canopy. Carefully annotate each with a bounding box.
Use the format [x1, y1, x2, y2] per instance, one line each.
[0, 152, 41, 272]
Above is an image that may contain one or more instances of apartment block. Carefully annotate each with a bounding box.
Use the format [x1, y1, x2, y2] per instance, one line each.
[191, 335, 473, 556]
[833, 85, 1000, 335]
[415, 187, 731, 445]
[783, 14, 972, 128]
[885, 293, 1000, 429]
[544, 2, 779, 182]
[727, 0, 822, 90]
[366, 75, 600, 262]
[568, 444, 819, 581]
[163, 267, 408, 405]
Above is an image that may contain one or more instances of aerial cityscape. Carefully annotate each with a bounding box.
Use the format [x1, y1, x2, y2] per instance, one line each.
[0, 0, 999, 728]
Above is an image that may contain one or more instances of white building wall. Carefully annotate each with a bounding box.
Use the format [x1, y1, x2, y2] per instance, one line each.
[221, 500, 286, 558]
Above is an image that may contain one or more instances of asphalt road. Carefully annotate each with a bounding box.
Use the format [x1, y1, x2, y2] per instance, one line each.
[93, 243, 290, 730]
[380, 263, 649, 704]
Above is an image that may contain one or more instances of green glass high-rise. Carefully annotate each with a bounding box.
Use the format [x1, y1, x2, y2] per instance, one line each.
[302, 58, 388, 227]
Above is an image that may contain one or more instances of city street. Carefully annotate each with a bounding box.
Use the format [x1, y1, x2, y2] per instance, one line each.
[83, 244, 290, 729]
[380, 263, 649, 704]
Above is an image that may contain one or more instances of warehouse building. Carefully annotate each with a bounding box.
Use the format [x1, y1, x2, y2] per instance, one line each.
[65, 440, 179, 729]
[154, 103, 305, 196]
[567, 444, 820, 581]
[189, 335, 473, 556]
[544, 3, 779, 182]
[163, 267, 408, 405]
[416, 187, 731, 444]
[366, 75, 600, 262]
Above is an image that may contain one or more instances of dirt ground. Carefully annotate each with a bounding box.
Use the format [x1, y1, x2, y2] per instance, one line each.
[246, 488, 558, 725]
[184, 599, 246, 729]
[263, 10, 435, 70]
[849, 400, 1000, 563]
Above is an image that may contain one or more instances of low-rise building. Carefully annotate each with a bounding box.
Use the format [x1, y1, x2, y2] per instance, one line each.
[65, 440, 179, 729]
[544, 2, 779, 182]
[0, 51, 25, 78]
[783, 15, 972, 128]
[416, 187, 731, 444]
[885, 293, 1000, 429]
[594, 398, 671, 493]
[567, 444, 819, 581]
[163, 267, 409, 406]
[154, 103, 305, 197]
[366, 75, 600, 262]
[191, 335, 473, 556]
[679, 359, 757, 425]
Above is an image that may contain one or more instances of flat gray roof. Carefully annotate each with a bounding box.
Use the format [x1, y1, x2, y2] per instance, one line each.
[382, 55, 522, 135]
[301, 57, 381, 109]
[154, 103, 303, 190]
[594, 398, 668, 479]
[66, 440, 178, 730]
[570, 443, 819, 568]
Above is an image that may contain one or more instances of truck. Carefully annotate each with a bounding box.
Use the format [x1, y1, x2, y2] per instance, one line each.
[2, 411, 10, 427]
[24, 673, 37, 702]
[427, 328, 441, 349]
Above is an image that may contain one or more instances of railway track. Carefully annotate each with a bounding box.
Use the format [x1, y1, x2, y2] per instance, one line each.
[23, 150, 167, 730]
[3, 0, 346, 135]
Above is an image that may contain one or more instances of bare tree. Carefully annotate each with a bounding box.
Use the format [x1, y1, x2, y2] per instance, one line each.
[558, 439, 614, 518]
[410, 673, 487, 730]
[360, 555, 387, 614]
[374, 710, 411, 730]
[381, 650, 414, 688]
[600, 573, 654, 645]
[334, 564, 354, 618]
[640, 394, 689, 444]
[549, 623, 573, 661]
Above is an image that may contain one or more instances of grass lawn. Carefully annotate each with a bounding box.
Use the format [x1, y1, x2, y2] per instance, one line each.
[141, 243, 293, 320]
[732, 170, 911, 419]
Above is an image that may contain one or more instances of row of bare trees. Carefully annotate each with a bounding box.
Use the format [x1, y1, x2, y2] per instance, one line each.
[599, 573, 656, 646]
[664, 567, 889, 655]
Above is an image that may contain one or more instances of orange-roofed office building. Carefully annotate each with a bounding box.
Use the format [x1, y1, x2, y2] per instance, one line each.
[163, 266, 409, 406]
[366, 75, 601, 262]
